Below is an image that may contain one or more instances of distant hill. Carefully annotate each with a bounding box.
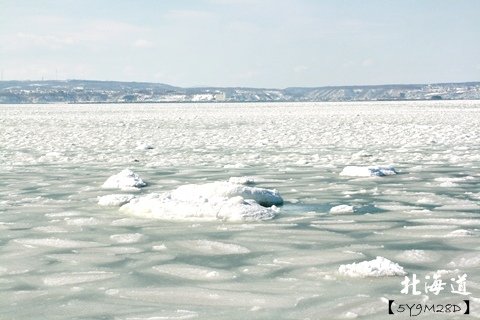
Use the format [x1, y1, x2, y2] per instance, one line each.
[0, 79, 479, 103]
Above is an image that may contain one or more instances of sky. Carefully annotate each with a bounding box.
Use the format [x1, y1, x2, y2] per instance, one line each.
[0, 0, 479, 88]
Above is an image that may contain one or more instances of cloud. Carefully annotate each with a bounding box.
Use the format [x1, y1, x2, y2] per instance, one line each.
[1, 18, 152, 52]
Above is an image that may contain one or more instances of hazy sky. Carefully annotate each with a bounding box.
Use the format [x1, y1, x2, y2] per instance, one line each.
[1, 0, 479, 87]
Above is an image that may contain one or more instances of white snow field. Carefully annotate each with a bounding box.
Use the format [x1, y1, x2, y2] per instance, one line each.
[1, 101, 480, 319]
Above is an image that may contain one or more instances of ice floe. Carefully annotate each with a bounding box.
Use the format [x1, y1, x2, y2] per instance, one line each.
[176, 239, 250, 255]
[120, 181, 283, 221]
[43, 271, 118, 286]
[14, 238, 100, 249]
[152, 263, 236, 281]
[340, 165, 398, 177]
[338, 256, 406, 277]
[330, 205, 355, 214]
[102, 169, 146, 189]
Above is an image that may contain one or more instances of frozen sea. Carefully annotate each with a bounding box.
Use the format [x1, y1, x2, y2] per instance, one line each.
[1, 101, 480, 319]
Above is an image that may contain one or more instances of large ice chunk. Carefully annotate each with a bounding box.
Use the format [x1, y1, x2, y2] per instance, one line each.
[340, 165, 398, 177]
[120, 181, 283, 222]
[121, 194, 279, 222]
[338, 256, 406, 277]
[102, 169, 146, 189]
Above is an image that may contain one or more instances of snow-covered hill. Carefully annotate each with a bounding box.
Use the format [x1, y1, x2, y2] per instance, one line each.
[0, 80, 479, 103]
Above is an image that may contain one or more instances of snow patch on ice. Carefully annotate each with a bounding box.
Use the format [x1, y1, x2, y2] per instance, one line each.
[170, 181, 283, 207]
[343, 311, 358, 319]
[32, 226, 69, 233]
[395, 250, 439, 263]
[340, 165, 398, 177]
[435, 176, 474, 183]
[448, 253, 480, 268]
[224, 163, 247, 169]
[135, 142, 154, 150]
[110, 233, 144, 244]
[102, 169, 146, 190]
[338, 256, 406, 277]
[435, 176, 474, 187]
[152, 243, 167, 251]
[445, 229, 474, 237]
[122, 310, 198, 320]
[14, 238, 100, 248]
[65, 217, 101, 226]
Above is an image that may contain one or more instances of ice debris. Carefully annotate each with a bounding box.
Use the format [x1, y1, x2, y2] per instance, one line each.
[228, 176, 257, 185]
[98, 194, 135, 206]
[338, 256, 406, 277]
[102, 169, 146, 189]
[136, 142, 154, 150]
[340, 165, 398, 177]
